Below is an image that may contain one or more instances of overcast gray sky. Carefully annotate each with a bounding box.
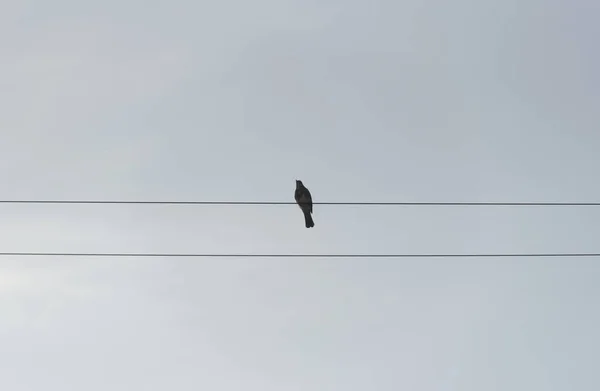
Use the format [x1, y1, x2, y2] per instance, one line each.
[1, 0, 599, 390]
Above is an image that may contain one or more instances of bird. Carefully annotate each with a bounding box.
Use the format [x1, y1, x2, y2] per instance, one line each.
[294, 180, 315, 228]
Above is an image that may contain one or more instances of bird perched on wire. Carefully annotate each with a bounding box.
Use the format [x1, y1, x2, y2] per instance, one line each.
[294, 180, 315, 228]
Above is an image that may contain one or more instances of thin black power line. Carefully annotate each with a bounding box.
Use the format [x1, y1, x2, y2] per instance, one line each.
[0, 252, 598, 258]
[0, 200, 599, 206]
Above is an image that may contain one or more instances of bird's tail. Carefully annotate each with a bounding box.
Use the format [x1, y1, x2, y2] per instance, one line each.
[303, 211, 315, 228]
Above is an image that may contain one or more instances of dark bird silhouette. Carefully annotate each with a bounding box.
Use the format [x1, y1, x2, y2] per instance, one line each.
[294, 180, 314, 228]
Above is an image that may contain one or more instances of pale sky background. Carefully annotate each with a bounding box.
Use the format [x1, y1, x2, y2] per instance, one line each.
[1, 0, 600, 390]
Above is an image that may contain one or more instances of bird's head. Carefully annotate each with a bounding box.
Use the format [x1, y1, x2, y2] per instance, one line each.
[296, 180, 303, 188]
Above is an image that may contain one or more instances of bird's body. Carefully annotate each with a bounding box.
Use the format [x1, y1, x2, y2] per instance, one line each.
[294, 180, 314, 228]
